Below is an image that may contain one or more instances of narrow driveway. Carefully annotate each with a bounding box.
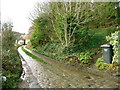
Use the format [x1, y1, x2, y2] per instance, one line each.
[18, 47, 119, 88]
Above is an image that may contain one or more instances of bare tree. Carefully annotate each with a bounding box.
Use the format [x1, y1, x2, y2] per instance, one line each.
[48, 2, 94, 47]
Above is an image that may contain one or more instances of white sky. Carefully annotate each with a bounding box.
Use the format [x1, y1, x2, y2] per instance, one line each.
[1, 0, 119, 34]
[1, 0, 48, 34]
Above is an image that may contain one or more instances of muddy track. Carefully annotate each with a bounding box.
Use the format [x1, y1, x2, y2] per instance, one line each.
[18, 46, 119, 88]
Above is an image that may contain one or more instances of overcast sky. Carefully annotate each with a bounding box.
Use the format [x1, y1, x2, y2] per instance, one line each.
[1, 0, 119, 34]
[1, 0, 48, 34]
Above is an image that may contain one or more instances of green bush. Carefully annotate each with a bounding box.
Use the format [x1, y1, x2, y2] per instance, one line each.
[95, 57, 120, 71]
[87, 33, 105, 48]
[72, 27, 116, 51]
[78, 51, 94, 64]
[95, 57, 109, 70]
[95, 57, 104, 68]
[2, 48, 23, 88]
[106, 31, 120, 63]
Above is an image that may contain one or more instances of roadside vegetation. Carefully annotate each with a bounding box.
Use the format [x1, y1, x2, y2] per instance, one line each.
[22, 47, 47, 64]
[95, 31, 120, 72]
[27, 2, 120, 71]
[2, 22, 23, 88]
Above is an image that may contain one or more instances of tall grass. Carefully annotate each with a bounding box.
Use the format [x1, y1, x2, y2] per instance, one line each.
[21, 47, 47, 64]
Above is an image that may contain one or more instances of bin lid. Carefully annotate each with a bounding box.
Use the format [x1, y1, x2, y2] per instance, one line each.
[100, 44, 112, 48]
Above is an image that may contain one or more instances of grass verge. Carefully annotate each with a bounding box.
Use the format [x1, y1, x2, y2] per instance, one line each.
[21, 47, 47, 64]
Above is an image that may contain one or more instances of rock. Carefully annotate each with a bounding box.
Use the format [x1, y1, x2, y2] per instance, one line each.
[113, 72, 120, 77]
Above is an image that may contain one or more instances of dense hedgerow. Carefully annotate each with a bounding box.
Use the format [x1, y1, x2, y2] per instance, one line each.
[2, 48, 23, 88]
[2, 22, 23, 88]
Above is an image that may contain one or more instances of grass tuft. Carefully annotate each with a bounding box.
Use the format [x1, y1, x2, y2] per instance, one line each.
[22, 47, 47, 64]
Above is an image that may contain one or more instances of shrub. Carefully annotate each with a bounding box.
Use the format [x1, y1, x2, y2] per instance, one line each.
[95, 57, 120, 72]
[95, 57, 110, 70]
[2, 48, 23, 88]
[95, 57, 104, 68]
[78, 51, 94, 64]
[64, 51, 94, 65]
[106, 31, 120, 63]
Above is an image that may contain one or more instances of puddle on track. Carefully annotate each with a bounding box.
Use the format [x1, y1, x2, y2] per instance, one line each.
[19, 57, 40, 88]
